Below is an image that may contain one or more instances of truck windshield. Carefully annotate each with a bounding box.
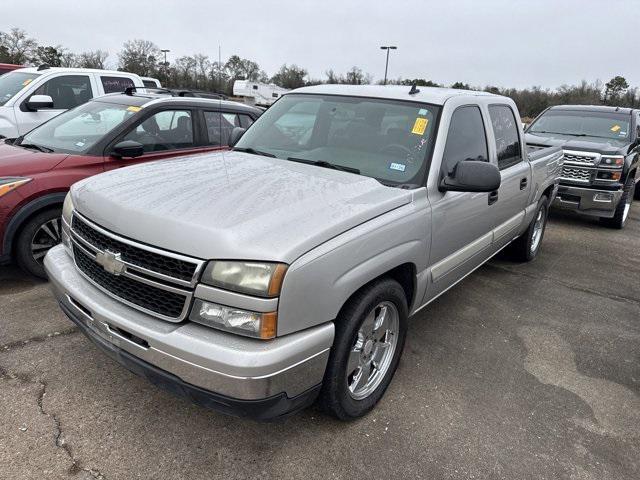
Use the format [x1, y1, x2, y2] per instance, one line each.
[234, 94, 440, 186]
[0, 71, 40, 106]
[19, 100, 138, 154]
[528, 110, 631, 142]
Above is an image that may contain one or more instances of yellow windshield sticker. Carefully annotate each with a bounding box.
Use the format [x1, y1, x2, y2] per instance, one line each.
[411, 117, 428, 135]
[127, 106, 142, 112]
[22, 79, 33, 86]
[611, 125, 621, 132]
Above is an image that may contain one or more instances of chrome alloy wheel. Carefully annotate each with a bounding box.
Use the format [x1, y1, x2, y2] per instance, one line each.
[31, 217, 62, 264]
[530, 206, 546, 254]
[347, 301, 400, 400]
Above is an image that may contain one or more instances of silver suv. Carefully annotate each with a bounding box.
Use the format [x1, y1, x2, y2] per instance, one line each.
[45, 85, 562, 420]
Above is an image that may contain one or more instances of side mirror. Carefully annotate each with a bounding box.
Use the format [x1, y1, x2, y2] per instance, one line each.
[112, 140, 144, 158]
[229, 127, 246, 147]
[26, 95, 54, 111]
[439, 160, 501, 193]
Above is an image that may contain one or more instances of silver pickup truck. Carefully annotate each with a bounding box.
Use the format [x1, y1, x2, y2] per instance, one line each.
[45, 85, 562, 420]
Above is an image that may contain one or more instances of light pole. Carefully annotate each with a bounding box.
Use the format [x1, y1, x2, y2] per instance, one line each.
[160, 49, 170, 82]
[380, 46, 397, 85]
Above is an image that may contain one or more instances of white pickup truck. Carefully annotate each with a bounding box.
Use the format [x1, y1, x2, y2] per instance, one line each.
[45, 85, 562, 420]
[0, 66, 144, 139]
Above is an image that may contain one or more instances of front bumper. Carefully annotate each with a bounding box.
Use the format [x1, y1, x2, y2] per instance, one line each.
[552, 185, 623, 218]
[44, 245, 334, 420]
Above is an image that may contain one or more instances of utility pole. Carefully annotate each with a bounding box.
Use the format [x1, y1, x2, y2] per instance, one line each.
[380, 46, 397, 85]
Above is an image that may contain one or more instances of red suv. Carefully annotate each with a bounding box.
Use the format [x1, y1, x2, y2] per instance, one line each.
[0, 90, 261, 277]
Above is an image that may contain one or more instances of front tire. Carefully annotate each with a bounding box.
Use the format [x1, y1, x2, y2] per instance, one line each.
[601, 177, 634, 229]
[319, 278, 408, 420]
[15, 208, 63, 278]
[508, 195, 549, 262]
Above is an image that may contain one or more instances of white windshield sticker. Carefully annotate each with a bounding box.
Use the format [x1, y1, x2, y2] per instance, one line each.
[389, 162, 406, 172]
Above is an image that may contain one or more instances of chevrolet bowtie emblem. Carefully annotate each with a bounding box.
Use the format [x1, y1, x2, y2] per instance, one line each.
[95, 250, 126, 276]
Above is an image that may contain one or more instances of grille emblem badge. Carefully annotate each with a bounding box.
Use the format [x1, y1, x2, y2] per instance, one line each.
[95, 251, 126, 276]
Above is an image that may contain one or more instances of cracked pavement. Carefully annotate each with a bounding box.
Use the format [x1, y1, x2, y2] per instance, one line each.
[1, 205, 639, 479]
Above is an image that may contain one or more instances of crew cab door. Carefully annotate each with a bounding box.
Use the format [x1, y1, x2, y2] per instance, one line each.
[425, 105, 498, 301]
[487, 104, 530, 249]
[104, 108, 217, 170]
[16, 74, 95, 135]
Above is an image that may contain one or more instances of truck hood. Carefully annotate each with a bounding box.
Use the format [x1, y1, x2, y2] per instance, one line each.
[0, 142, 69, 176]
[72, 151, 413, 262]
[525, 132, 629, 155]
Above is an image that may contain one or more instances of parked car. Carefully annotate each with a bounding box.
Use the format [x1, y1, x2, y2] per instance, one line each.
[0, 91, 262, 277]
[0, 66, 144, 139]
[141, 76, 162, 89]
[45, 85, 561, 420]
[0, 63, 24, 76]
[526, 105, 640, 228]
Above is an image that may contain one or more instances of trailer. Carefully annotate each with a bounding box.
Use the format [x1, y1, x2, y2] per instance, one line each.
[233, 80, 289, 107]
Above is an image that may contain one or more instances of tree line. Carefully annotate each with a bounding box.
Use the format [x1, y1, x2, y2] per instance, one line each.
[1, 28, 638, 118]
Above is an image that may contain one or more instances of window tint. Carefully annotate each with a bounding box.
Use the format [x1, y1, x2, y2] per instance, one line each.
[122, 109, 194, 152]
[204, 111, 240, 146]
[101, 76, 135, 94]
[442, 106, 488, 175]
[33, 75, 92, 109]
[142, 80, 157, 88]
[489, 105, 522, 170]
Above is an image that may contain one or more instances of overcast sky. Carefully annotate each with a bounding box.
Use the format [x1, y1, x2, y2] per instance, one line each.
[2, 0, 639, 89]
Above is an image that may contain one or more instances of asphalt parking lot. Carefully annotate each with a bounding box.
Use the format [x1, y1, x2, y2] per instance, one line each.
[1, 205, 639, 480]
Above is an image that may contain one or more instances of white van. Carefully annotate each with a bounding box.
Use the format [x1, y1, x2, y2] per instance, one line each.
[0, 66, 144, 139]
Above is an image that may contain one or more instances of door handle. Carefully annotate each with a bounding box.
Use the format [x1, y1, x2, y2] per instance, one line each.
[520, 178, 528, 190]
[488, 190, 499, 205]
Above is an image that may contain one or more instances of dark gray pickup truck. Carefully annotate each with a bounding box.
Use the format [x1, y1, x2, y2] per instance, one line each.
[526, 105, 640, 228]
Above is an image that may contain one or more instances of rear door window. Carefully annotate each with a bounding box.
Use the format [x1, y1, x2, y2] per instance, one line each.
[121, 109, 194, 152]
[442, 106, 488, 175]
[239, 114, 255, 128]
[204, 111, 240, 146]
[101, 76, 135, 94]
[33, 75, 93, 109]
[489, 105, 522, 170]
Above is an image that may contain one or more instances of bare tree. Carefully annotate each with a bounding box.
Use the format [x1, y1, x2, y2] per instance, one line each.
[0, 28, 38, 64]
[118, 39, 160, 76]
[77, 50, 109, 69]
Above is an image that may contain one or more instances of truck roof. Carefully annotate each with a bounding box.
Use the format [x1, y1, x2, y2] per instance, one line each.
[549, 104, 636, 115]
[15, 66, 141, 77]
[290, 84, 499, 106]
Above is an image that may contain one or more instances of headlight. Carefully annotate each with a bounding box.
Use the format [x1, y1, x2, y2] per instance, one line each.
[600, 155, 624, 168]
[62, 192, 74, 224]
[190, 299, 277, 339]
[202, 261, 288, 297]
[0, 177, 31, 198]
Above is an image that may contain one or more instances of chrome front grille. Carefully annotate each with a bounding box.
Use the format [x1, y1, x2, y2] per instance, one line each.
[560, 166, 592, 183]
[69, 213, 205, 322]
[563, 150, 599, 166]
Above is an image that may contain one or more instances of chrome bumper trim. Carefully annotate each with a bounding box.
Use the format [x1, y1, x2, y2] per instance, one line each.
[45, 245, 334, 400]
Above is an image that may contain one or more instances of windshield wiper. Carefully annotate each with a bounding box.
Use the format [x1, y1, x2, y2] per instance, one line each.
[233, 147, 276, 158]
[20, 143, 53, 153]
[286, 157, 360, 174]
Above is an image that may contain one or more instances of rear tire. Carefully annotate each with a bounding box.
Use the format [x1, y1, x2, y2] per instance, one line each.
[600, 177, 634, 229]
[508, 195, 549, 262]
[15, 208, 62, 279]
[319, 278, 408, 420]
